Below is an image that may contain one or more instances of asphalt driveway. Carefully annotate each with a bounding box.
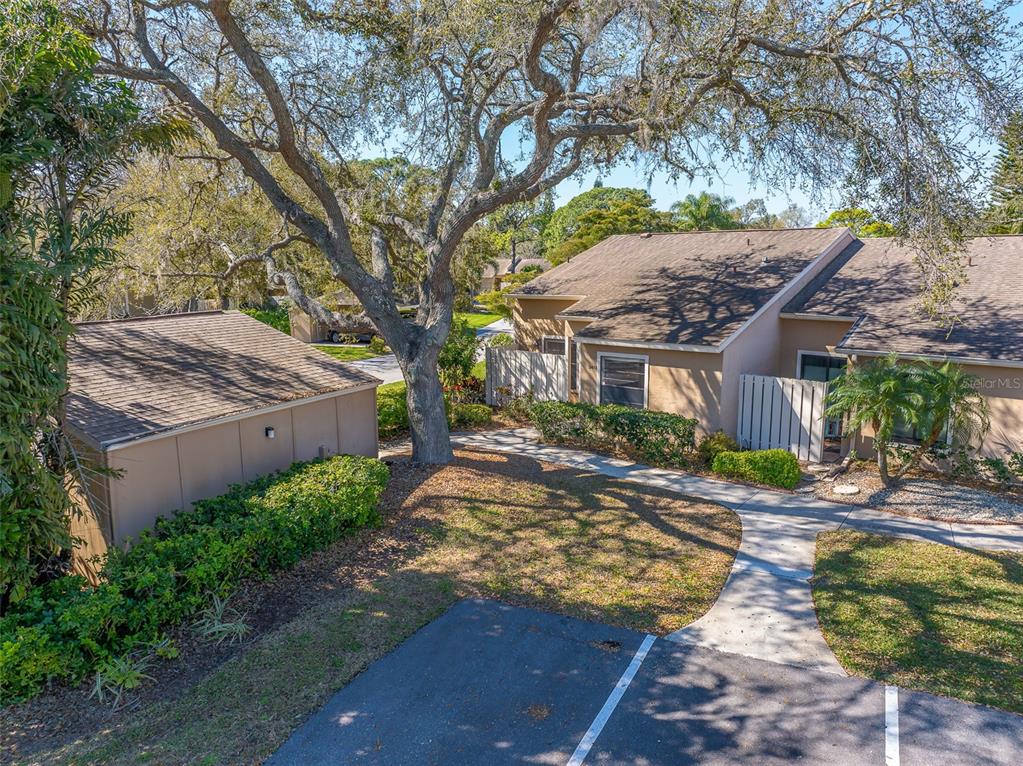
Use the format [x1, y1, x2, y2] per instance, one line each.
[268, 599, 1022, 765]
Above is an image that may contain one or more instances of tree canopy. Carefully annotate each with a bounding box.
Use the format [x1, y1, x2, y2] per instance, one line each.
[85, 0, 1021, 462]
[1, 0, 184, 604]
[984, 112, 1023, 235]
[541, 186, 654, 255]
[817, 208, 897, 237]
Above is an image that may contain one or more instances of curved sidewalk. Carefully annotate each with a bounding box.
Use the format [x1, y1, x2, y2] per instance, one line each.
[451, 429, 1023, 675]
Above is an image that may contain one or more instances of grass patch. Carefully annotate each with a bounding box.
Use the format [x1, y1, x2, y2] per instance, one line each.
[454, 311, 502, 329]
[314, 344, 380, 362]
[33, 451, 738, 765]
[814, 530, 1023, 712]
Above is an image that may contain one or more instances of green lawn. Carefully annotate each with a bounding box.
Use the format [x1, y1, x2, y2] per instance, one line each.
[454, 311, 502, 329]
[49, 452, 738, 765]
[314, 344, 381, 362]
[814, 530, 1023, 712]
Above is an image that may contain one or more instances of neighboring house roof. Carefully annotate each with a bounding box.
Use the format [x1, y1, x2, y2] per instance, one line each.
[67, 311, 380, 449]
[512, 229, 849, 346]
[482, 257, 552, 279]
[783, 236, 1023, 364]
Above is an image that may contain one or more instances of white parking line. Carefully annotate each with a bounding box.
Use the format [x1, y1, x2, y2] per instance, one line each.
[567, 634, 656, 766]
[885, 684, 900, 766]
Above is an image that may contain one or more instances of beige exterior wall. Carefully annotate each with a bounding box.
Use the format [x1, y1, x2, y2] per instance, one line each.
[512, 297, 581, 349]
[289, 310, 329, 343]
[99, 386, 378, 546]
[776, 318, 855, 377]
[108, 438, 184, 543]
[577, 343, 724, 433]
[843, 359, 1023, 460]
[178, 422, 245, 505]
[239, 408, 296, 481]
[960, 364, 1023, 458]
[338, 388, 379, 457]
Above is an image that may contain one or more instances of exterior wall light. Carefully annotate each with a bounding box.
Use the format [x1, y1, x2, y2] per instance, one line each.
[265, 426, 275, 439]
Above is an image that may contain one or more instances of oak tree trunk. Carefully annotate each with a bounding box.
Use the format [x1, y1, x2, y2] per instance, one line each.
[397, 343, 454, 465]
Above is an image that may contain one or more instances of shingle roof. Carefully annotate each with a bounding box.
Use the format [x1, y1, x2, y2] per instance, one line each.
[513, 229, 849, 346]
[67, 311, 380, 448]
[783, 237, 1023, 363]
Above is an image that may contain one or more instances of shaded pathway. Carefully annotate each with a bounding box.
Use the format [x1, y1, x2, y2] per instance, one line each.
[452, 428, 1023, 675]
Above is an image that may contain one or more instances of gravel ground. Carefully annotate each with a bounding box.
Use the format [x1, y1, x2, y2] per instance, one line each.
[809, 466, 1023, 524]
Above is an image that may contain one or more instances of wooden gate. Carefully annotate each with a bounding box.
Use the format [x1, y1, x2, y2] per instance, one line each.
[737, 374, 829, 463]
[485, 347, 567, 405]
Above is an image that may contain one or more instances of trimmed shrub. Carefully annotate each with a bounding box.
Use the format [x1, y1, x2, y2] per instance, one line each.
[697, 431, 740, 466]
[712, 449, 801, 489]
[596, 405, 697, 467]
[448, 403, 492, 429]
[0, 455, 389, 704]
[487, 332, 515, 348]
[527, 401, 697, 469]
[377, 382, 410, 439]
[528, 401, 600, 443]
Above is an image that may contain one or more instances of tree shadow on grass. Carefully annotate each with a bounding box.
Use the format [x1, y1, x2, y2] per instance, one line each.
[813, 530, 1023, 713]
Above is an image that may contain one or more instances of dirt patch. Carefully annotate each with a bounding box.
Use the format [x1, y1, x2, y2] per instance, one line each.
[524, 703, 553, 721]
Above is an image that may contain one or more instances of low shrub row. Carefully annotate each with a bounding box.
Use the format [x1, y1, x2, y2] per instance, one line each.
[711, 449, 801, 489]
[0, 455, 389, 704]
[527, 401, 698, 468]
[525, 400, 800, 488]
[377, 381, 492, 440]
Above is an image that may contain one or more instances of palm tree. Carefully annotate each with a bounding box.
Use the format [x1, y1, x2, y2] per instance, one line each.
[670, 192, 738, 231]
[825, 356, 989, 487]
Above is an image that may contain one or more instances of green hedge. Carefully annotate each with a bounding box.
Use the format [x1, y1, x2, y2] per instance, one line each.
[0, 455, 389, 704]
[240, 307, 290, 335]
[527, 401, 697, 468]
[711, 449, 801, 489]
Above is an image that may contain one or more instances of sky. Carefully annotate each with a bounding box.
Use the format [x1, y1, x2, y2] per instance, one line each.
[550, 2, 1023, 222]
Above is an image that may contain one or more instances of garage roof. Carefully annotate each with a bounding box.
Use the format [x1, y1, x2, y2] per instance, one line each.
[67, 311, 381, 448]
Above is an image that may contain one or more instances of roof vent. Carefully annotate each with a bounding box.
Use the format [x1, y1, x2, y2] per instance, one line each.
[761, 255, 769, 264]
[640, 231, 652, 238]
[746, 237, 751, 246]
[967, 255, 975, 267]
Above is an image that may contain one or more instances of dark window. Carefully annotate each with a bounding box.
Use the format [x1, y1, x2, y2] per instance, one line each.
[799, 353, 846, 382]
[798, 353, 847, 438]
[893, 414, 948, 445]
[600, 356, 646, 408]
[541, 336, 566, 356]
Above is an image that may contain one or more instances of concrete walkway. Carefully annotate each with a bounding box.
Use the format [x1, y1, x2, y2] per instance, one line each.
[451, 428, 1023, 675]
[346, 318, 512, 385]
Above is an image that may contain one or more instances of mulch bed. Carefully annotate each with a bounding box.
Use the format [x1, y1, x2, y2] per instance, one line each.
[808, 464, 1023, 525]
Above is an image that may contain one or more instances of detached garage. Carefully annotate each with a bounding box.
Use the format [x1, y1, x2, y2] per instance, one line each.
[66, 311, 381, 558]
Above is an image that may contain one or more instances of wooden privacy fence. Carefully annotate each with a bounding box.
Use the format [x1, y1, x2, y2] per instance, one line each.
[738, 374, 830, 463]
[485, 347, 567, 405]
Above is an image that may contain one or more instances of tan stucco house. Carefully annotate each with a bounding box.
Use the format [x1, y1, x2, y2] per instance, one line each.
[509, 229, 1023, 458]
[66, 311, 381, 557]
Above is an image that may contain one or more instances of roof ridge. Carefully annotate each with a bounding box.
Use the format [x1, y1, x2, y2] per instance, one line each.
[75, 310, 227, 327]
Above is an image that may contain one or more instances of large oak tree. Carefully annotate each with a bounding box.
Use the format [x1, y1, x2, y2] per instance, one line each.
[86, 0, 1019, 463]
